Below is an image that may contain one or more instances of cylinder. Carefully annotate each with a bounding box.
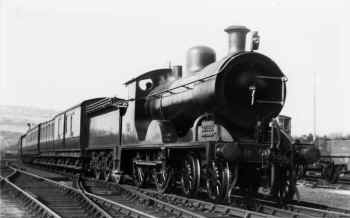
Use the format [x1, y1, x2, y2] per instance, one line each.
[216, 143, 242, 162]
[224, 25, 250, 55]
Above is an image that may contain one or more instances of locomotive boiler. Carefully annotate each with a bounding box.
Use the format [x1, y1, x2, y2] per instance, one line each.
[18, 25, 320, 203]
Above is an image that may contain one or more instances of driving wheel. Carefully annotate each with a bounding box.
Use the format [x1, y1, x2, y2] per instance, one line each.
[133, 163, 145, 187]
[206, 161, 222, 201]
[153, 164, 174, 193]
[180, 154, 200, 196]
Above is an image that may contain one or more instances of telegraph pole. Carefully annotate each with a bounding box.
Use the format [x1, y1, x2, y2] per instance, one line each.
[313, 71, 317, 143]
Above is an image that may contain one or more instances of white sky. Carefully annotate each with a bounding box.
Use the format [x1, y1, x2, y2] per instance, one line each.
[0, 0, 349, 136]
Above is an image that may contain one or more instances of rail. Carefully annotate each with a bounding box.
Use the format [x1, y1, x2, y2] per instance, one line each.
[84, 178, 209, 218]
[1, 171, 62, 218]
[119, 184, 280, 218]
[287, 203, 350, 218]
[12, 163, 350, 218]
[138, 186, 350, 218]
[80, 187, 159, 218]
[8, 167, 112, 218]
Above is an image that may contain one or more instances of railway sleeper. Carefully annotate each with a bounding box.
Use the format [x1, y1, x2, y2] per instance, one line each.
[1, 177, 61, 218]
[8, 168, 113, 218]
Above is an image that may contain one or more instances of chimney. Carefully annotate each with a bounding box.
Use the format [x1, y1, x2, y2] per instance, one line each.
[224, 25, 250, 55]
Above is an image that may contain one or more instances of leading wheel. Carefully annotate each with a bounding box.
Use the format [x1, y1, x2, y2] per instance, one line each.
[270, 164, 296, 204]
[222, 162, 239, 202]
[180, 154, 200, 196]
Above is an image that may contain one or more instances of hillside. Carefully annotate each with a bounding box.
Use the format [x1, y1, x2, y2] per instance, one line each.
[0, 105, 57, 151]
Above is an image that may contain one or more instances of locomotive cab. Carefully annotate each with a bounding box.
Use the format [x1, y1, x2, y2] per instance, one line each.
[123, 68, 181, 142]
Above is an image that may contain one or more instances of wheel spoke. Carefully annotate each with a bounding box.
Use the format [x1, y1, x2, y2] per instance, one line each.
[269, 164, 296, 203]
[180, 154, 200, 196]
[133, 164, 145, 187]
[153, 165, 173, 193]
[206, 161, 221, 201]
[223, 162, 238, 202]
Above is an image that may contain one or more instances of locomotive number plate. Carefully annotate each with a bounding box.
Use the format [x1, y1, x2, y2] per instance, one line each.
[199, 120, 218, 141]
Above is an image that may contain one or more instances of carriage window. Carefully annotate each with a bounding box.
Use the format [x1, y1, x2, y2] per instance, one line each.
[70, 114, 73, 136]
[43, 126, 46, 141]
[138, 78, 153, 91]
[46, 125, 48, 141]
[58, 119, 61, 138]
[71, 108, 81, 137]
[50, 123, 54, 140]
[58, 117, 63, 138]
[47, 124, 50, 140]
[65, 115, 70, 135]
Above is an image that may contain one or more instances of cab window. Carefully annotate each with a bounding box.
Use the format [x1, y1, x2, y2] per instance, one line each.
[138, 78, 153, 91]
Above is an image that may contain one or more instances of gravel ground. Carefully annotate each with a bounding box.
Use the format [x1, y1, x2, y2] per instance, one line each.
[297, 184, 350, 210]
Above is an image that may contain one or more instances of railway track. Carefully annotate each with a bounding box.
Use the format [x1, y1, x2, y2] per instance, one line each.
[338, 178, 350, 186]
[10, 163, 350, 218]
[0, 167, 60, 218]
[9, 165, 232, 218]
[83, 178, 281, 218]
[288, 200, 350, 217]
[0, 183, 36, 218]
[0, 163, 15, 178]
[11, 163, 281, 218]
[133, 186, 350, 218]
[81, 179, 209, 218]
[6, 167, 111, 218]
[286, 203, 350, 218]
[134, 188, 315, 218]
[299, 177, 350, 190]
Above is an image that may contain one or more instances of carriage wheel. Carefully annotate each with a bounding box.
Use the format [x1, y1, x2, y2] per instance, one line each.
[91, 152, 100, 179]
[153, 164, 174, 193]
[133, 163, 145, 187]
[94, 168, 102, 180]
[331, 166, 342, 183]
[322, 163, 336, 183]
[103, 155, 113, 182]
[206, 161, 222, 201]
[180, 154, 200, 196]
[296, 164, 305, 179]
[103, 168, 112, 182]
[93, 156, 102, 180]
[222, 162, 239, 202]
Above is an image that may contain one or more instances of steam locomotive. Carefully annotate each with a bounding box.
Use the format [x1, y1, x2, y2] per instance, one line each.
[18, 25, 320, 203]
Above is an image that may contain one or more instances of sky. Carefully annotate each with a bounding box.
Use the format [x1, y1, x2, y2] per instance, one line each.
[0, 0, 349, 136]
